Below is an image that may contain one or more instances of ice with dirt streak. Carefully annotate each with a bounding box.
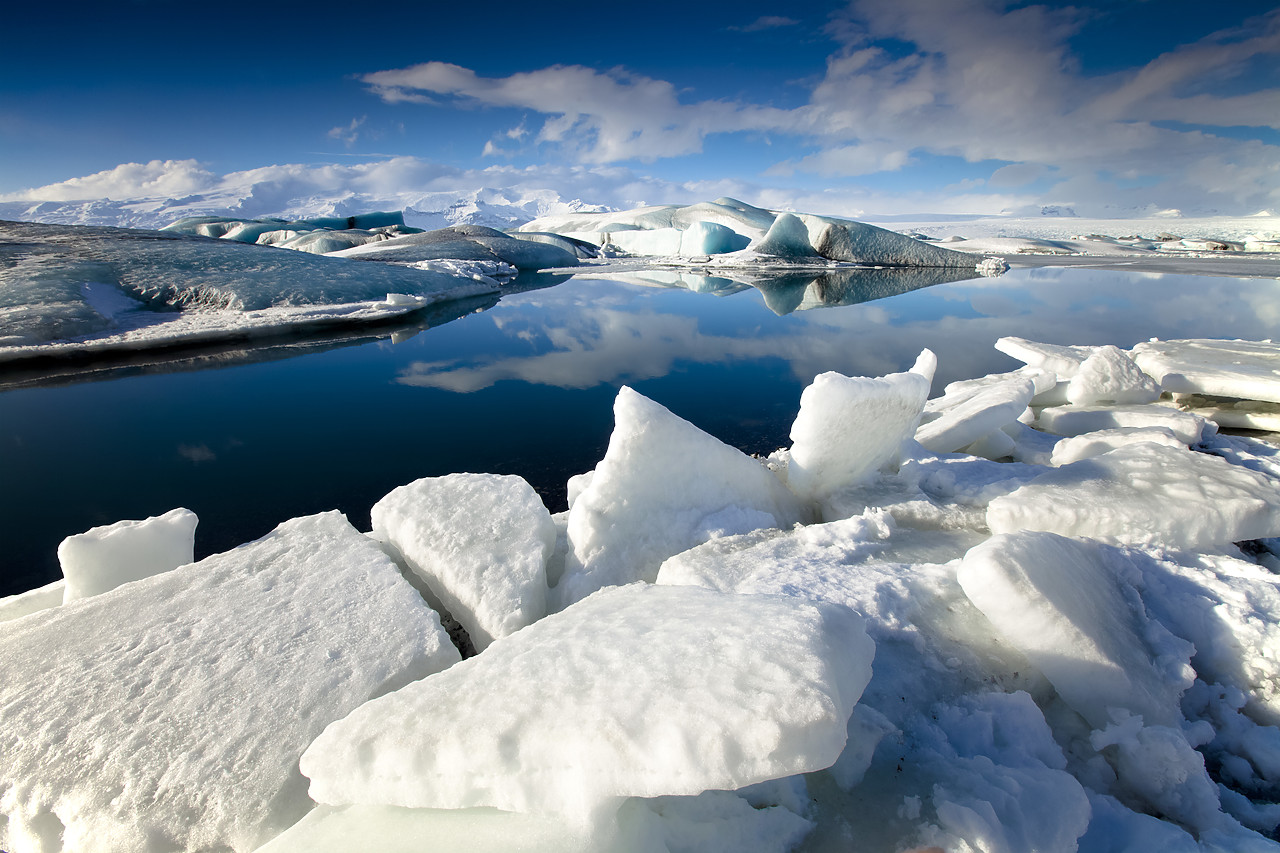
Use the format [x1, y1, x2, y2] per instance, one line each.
[555, 386, 808, 608]
[371, 473, 555, 651]
[0, 512, 459, 853]
[987, 442, 1280, 548]
[301, 583, 872, 819]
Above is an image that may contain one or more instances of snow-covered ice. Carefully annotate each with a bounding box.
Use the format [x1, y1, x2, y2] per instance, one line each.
[987, 442, 1280, 548]
[332, 224, 577, 270]
[370, 473, 555, 651]
[1133, 339, 1280, 404]
[57, 507, 197, 602]
[555, 386, 809, 607]
[0, 512, 459, 853]
[301, 583, 871, 817]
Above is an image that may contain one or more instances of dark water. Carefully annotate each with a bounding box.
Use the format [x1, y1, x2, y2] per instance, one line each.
[2, 265, 1277, 596]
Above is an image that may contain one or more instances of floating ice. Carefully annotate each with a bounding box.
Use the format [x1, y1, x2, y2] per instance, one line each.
[1132, 339, 1280, 404]
[995, 336, 1097, 379]
[0, 512, 459, 853]
[301, 583, 872, 819]
[799, 215, 976, 268]
[0, 220, 497, 350]
[785, 351, 933, 504]
[1050, 427, 1186, 466]
[1066, 345, 1162, 406]
[987, 442, 1280, 548]
[915, 374, 1037, 454]
[57, 507, 197, 602]
[1036, 402, 1210, 445]
[370, 473, 555, 651]
[333, 224, 577, 270]
[556, 387, 808, 607]
[958, 531, 1194, 730]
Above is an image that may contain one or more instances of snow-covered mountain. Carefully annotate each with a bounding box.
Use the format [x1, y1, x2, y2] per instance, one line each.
[0, 186, 610, 233]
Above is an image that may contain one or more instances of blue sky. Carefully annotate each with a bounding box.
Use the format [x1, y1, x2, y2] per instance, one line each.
[3, 0, 1278, 216]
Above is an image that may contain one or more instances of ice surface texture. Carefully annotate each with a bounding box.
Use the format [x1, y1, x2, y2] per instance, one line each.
[988, 442, 1280, 548]
[556, 386, 809, 607]
[302, 583, 872, 818]
[0, 511, 459, 853]
[1133, 339, 1280, 404]
[332, 224, 577, 270]
[518, 198, 974, 266]
[0, 220, 495, 345]
[371, 473, 555, 651]
[57, 507, 197, 601]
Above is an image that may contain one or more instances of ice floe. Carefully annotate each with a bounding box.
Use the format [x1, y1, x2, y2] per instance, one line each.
[4, 333, 1280, 853]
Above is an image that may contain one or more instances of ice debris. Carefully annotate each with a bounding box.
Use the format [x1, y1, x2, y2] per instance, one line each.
[6, 335, 1280, 853]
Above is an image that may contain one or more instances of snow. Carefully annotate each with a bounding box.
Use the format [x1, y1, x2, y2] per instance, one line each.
[0, 579, 65, 623]
[958, 532, 1194, 730]
[57, 507, 197, 602]
[555, 386, 810, 608]
[1132, 340, 1280, 404]
[1067, 345, 1162, 406]
[331, 224, 577, 270]
[0, 511, 459, 853]
[0, 219, 499, 356]
[1050, 426, 1187, 466]
[370, 473, 556, 651]
[987, 442, 1280, 548]
[785, 350, 933, 504]
[301, 583, 872, 818]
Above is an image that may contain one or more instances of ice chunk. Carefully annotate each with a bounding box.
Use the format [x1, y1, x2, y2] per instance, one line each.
[556, 387, 808, 607]
[754, 212, 821, 259]
[0, 512, 459, 853]
[1035, 403, 1209, 445]
[958, 532, 1194, 729]
[1050, 427, 1185, 466]
[370, 473, 555, 651]
[0, 579, 65, 623]
[988, 442, 1280, 548]
[786, 354, 932, 504]
[995, 336, 1095, 379]
[334, 224, 577, 270]
[800, 215, 976, 267]
[301, 583, 872, 818]
[915, 375, 1036, 454]
[961, 427, 1017, 461]
[680, 220, 751, 255]
[1132, 339, 1280, 404]
[1170, 395, 1280, 433]
[57, 507, 197, 602]
[1066, 345, 1161, 406]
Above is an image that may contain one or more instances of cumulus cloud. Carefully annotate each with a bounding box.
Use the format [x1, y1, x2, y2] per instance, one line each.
[361, 62, 804, 163]
[355, 0, 1279, 214]
[4, 159, 217, 202]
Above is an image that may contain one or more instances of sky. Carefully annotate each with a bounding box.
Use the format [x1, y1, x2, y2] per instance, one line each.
[2, 0, 1278, 218]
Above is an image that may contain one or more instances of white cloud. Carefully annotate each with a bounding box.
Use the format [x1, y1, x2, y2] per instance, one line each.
[351, 1, 1279, 214]
[4, 159, 217, 202]
[327, 116, 366, 147]
[731, 15, 800, 33]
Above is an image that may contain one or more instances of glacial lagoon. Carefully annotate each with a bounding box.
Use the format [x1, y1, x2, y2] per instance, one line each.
[2, 264, 1277, 596]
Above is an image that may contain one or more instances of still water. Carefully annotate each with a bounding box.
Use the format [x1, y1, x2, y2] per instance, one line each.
[2, 265, 1277, 596]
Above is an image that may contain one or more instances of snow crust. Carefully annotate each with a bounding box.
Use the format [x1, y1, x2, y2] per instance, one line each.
[57, 507, 197, 601]
[556, 386, 809, 607]
[0, 512, 458, 853]
[370, 473, 555, 651]
[301, 583, 871, 817]
[6, 331, 1280, 853]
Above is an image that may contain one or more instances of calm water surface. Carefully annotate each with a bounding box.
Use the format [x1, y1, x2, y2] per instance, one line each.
[2, 265, 1277, 595]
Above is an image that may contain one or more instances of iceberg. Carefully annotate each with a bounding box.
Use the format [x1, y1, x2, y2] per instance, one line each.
[331, 224, 578, 270]
[0, 220, 499, 353]
[301, 583, 872, 818]
[370, 473, 556, 651]
[0, 512, 459, 853]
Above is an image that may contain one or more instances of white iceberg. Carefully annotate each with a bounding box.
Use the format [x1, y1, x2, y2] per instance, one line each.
[301, 583, 872, 819]
[987, 442, 1280, 548]
[0, 512, 459, 853]
[556, 387, 808, 607]
[370, 473, 555, 651]
[57, 507, 197, 602]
